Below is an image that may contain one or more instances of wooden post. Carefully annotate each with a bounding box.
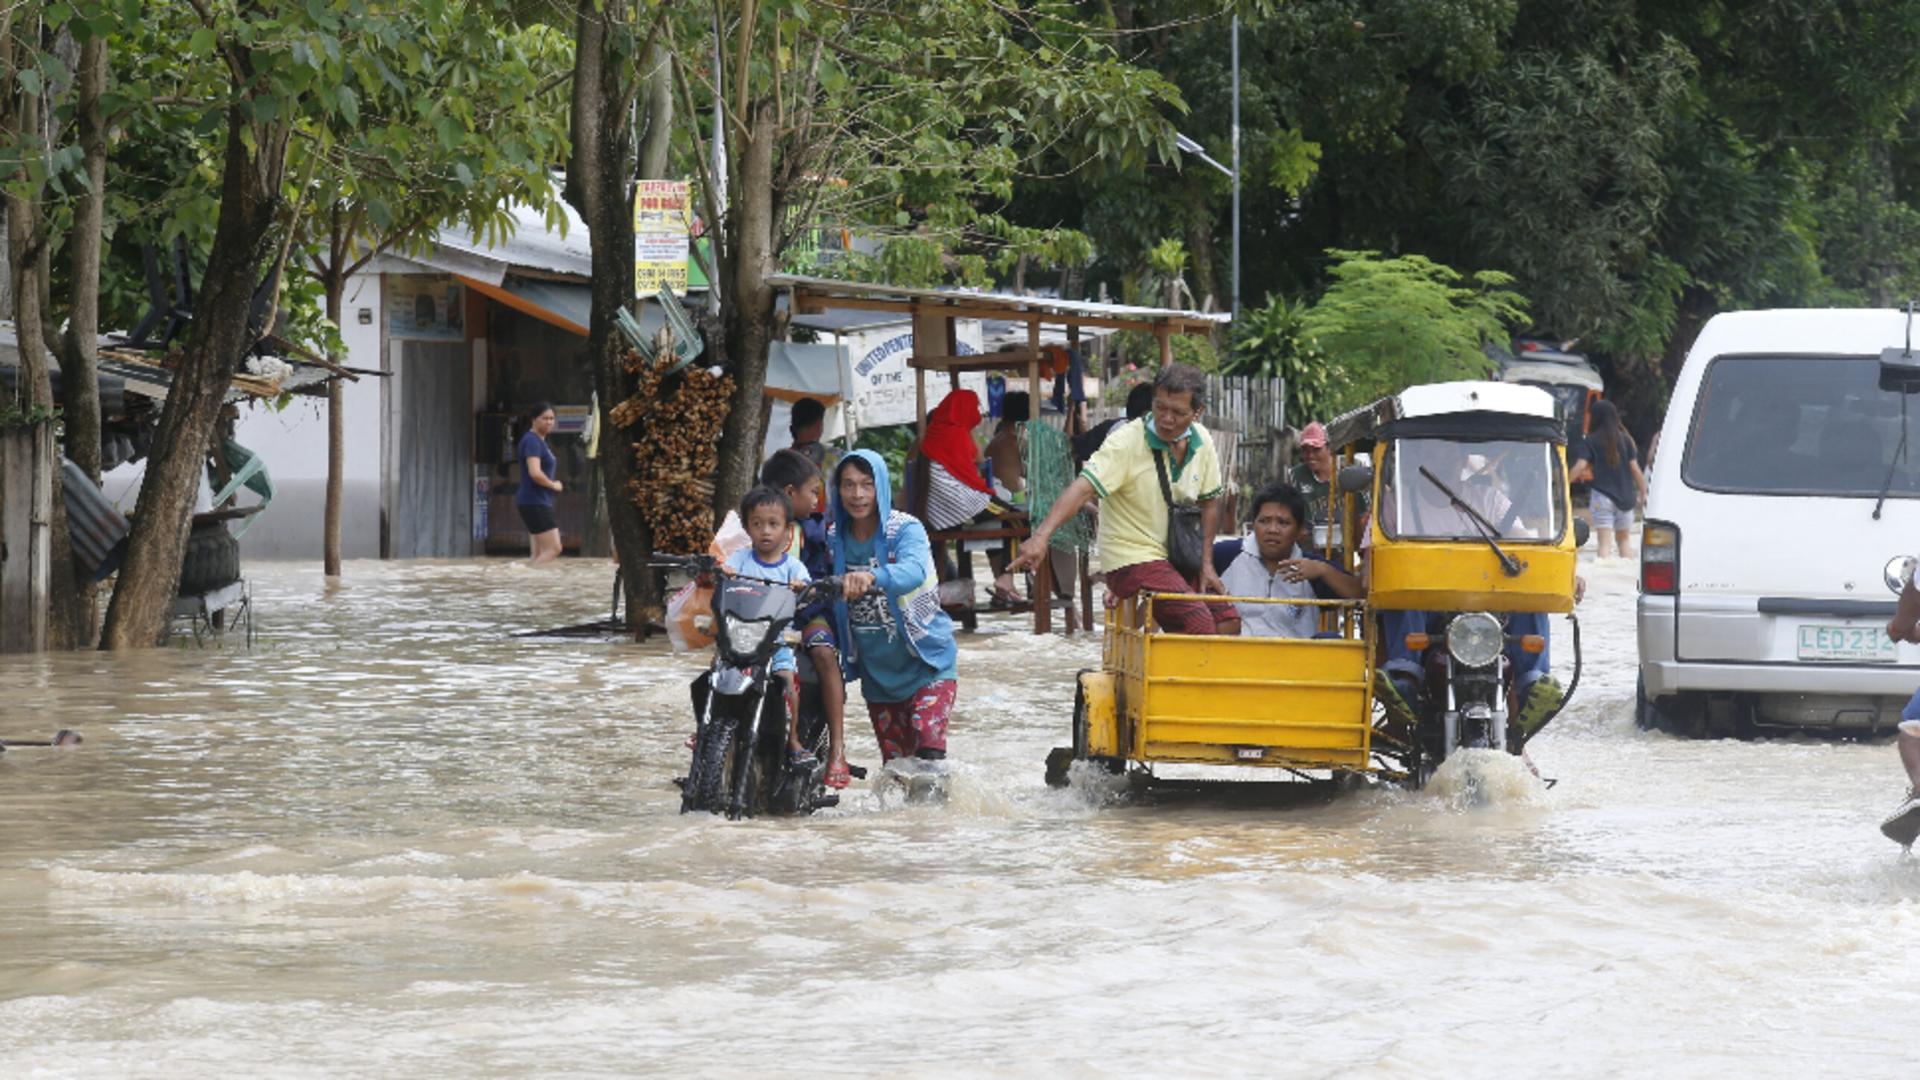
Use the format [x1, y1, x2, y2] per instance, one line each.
[1156, 323, 1173, 368]
[1034, 543, 1053, 634]
[915, 366, 927, 442]
[911, 304, 949, 441]
[1026, 317, 1049, 634]
[0, 422, 53, 653]
[1026, 318, 1042, 411]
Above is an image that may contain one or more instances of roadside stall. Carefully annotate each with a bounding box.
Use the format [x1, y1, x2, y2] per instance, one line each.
[766, 275, 1227, 634]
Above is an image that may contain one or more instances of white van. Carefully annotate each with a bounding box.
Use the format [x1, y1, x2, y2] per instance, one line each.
[1638, 308, 1920, 735]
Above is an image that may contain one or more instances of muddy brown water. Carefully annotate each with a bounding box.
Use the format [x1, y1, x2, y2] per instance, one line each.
[1, 558, 1915, 1076]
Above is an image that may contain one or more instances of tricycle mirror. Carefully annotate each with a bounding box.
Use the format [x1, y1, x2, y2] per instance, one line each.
[1574, 519, 1592, 548]
[1336, 463, 1373, 494]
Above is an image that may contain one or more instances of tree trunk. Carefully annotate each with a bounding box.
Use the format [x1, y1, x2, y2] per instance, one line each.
[713, 102, 778, 520]
[3, 47, 88, 651]
[100, 113, 287, 649]
[566, 0, 657, 627]
[46, 31, 110, 648]
[1186, 212, 1218, 312]
[323, 272, 345, 577]
[638, 41, 673, 181]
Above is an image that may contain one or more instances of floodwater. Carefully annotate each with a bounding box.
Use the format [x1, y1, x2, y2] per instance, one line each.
[2, 556, 1917, 1077]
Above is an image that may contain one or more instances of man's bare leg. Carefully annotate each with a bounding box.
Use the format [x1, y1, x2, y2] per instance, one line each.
[1900, 721, 1920, 792]
[810, 643, 847, 776]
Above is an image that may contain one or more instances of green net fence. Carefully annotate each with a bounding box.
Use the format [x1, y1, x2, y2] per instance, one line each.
[1023, 420, 1094, 552]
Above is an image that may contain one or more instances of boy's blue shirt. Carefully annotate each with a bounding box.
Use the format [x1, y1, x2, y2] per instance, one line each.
[795, 513, 833, 624]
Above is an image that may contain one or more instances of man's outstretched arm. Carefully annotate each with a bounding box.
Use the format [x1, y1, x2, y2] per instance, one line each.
[1009, 476, 1097, 572]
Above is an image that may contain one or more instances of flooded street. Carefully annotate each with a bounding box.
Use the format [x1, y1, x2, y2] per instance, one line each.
[3, 556, 1917, 1077]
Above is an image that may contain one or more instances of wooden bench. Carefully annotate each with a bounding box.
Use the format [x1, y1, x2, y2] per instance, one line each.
[905, 450, 1054, 633]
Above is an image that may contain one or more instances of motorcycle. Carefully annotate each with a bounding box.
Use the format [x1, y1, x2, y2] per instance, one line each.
[1327, 381, 1588, 789]
[1393, 609, 1581, 788]
[654, 554, 860, 818]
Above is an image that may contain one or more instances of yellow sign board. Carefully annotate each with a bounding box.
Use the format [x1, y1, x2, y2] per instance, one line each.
[634, 180, 691, 295]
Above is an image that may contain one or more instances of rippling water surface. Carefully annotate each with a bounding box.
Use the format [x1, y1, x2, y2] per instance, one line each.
[3, 557, 1917, 1077]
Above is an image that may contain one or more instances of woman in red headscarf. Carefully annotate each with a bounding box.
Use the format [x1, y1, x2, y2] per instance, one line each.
[918, 389, 1023, 604]
[921, 390, 991, 521]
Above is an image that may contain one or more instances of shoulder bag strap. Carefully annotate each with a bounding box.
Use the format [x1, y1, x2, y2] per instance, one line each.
[1152, 446, 1177, 507]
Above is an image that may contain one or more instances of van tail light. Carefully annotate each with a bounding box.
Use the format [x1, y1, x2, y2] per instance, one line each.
[1642, 521, 1678, 595]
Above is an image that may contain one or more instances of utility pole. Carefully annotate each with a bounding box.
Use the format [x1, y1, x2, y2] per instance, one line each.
[1231, 15, 1241, 323]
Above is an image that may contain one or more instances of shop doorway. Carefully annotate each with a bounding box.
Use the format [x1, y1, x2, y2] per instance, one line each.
[391, 340, 473, 557]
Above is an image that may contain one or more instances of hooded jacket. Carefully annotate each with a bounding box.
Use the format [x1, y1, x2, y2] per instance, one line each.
[827, 449, 958, 688]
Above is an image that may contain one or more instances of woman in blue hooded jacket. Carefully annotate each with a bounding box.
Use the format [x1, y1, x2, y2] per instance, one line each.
[828, 450, 960, 764]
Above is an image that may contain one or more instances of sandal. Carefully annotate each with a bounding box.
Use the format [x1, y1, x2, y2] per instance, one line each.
[824, 759, 852, 789]
[788, 748, 818, 768]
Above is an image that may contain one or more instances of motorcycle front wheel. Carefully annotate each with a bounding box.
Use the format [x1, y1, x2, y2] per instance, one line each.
[688, 718, 734, 814]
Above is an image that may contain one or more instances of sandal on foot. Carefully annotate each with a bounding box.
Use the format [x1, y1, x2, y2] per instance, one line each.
[824, 760, 852, 789]
[1515, 676, 1566, 739]
[788, 748, 818, 768]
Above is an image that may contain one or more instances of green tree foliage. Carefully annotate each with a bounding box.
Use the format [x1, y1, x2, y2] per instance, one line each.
[675, 0, 1189, 512]
[998, 1, 1920, 440]
[1298, 250, 1527, 414]
[1227, 294, 1342, 423]
[68, 0, 566, 647]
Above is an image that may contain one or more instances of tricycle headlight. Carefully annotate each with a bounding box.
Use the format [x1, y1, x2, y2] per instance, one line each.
[1446, 612, 1504, 668]
[726, 617, 772, 656]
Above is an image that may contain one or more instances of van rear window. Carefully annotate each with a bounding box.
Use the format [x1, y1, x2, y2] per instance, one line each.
[1684, 356, 1920, 497]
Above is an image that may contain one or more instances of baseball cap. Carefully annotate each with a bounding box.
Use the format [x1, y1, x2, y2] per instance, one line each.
[1299, 421, 1328, 448]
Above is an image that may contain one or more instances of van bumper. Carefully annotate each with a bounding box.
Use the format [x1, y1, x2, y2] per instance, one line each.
[1640, 599, 1920, 725]
[1639, 658, 1920, 698]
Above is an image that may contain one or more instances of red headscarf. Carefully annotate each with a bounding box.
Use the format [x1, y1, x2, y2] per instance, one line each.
[922, 390, 990, 493]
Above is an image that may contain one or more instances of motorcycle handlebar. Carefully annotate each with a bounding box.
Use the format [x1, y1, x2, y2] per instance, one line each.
[649, 556, 842, 601]
[647, 553, 717, 572]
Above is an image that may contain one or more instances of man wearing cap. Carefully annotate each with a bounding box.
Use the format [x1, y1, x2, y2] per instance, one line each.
[1288, 422, 1338, 535]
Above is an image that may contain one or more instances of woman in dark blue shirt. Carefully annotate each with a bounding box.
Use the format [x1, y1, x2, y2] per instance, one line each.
[516, 402, 563, 564]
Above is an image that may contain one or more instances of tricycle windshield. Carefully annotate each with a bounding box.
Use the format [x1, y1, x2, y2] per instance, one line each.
[1379, 437, 1564, 542]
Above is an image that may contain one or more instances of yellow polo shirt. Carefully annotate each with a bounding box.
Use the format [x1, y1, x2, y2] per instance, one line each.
[1081, 417, 1224, 573]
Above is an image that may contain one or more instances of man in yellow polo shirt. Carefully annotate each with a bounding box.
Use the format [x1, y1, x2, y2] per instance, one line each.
[1012, 363, 1234, 633]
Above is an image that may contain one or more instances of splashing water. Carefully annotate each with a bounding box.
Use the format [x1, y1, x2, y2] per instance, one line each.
[1426, 748, 1550, 809]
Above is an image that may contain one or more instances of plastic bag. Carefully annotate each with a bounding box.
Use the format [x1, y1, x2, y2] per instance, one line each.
[665, 580, 713, 652]
[665, 512, 753, 653]
[708, 510, 751, 563]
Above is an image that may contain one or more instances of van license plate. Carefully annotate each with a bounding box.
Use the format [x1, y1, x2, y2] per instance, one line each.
[1796, 625, 1897, 663]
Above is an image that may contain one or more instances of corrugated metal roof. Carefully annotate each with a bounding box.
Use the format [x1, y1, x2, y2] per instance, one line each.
[768, 273, 1230, 329]
[1, 324, 337, 409]
[0, 329, 126, 415]
[433, 201, 593, 282]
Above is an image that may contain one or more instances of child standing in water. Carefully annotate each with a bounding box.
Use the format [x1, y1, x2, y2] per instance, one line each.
[721, 486, 814, 768]
[760, 449, 852, 788]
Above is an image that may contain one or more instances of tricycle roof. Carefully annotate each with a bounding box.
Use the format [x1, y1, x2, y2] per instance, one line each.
[1327, 380, 1564, 449]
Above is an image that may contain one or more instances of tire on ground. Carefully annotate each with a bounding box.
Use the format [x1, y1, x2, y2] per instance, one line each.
[178, 522, 241, 596]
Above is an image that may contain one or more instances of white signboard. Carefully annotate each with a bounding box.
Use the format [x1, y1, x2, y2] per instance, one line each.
[843, 320, 985, 429]
[388, 275, 464, 341]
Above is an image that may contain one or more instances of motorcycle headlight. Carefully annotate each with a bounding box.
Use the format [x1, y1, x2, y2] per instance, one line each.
[1446, 612, 1505, 668]
[725, 617, 772, 656]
